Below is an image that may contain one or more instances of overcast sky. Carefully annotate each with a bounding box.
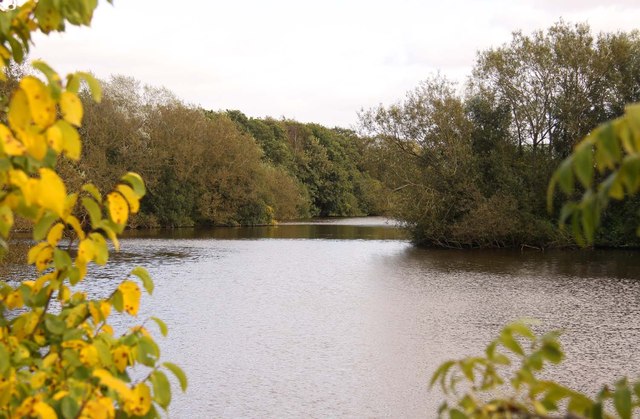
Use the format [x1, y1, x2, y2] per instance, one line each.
[28, 0, 640, 128]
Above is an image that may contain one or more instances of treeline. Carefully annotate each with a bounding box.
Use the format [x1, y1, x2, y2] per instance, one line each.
[51, 77, 386, 227]
[4, 22, 639, 247]
[359, 22, 640, 248]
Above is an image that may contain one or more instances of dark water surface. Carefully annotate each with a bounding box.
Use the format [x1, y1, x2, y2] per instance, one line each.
[7, 217, 640, 417]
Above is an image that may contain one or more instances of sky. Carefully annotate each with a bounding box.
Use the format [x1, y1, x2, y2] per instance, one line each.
[25, 0, 640, 128]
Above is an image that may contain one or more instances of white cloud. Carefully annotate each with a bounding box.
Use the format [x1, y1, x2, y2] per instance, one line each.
[26, 0, 640, 127]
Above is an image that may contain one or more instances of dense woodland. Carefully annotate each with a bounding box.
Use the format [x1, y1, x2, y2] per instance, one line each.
[6, 22, 639, 248]
[361, 22, 640, 248]
[54, 78, 387, 228]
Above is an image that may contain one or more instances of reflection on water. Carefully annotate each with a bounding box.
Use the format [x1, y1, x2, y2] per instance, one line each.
[122, 217, 406, 241]
[2, 217, 640, 417]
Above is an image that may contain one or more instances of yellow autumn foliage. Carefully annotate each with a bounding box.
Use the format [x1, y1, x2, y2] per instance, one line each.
[0, 1, 185, 418]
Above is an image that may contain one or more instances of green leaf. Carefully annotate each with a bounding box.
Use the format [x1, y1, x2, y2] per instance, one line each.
[82, 183, 102, 202]
[633, 381, 640, 399]
[45, 315, 65, 335]
[0, 343, 9, 374]
[559, 202, 577, 226]
[121, 172, 146, 197]
[591, 402, 604, 419]
[68, 267, 81, 286]
[94, 340, 113, 367]
[60, 396, 79, 419]
[594, 122, 621, 170]
[541, 341, 563, 364]
[135, 336, 160, 366]
[605, 173, 625, 200]
[614, 381, 632, 419]
[90, 233, 109, 265]
[572, 143, 593, 189]
[33, 211, 58, 241]
[7, 36, 23, 63]
[580, 191, 597, 244]
[449, 408, 467, 419]
[500, 331, 523, 356]
[151, 316, 168, 337]
[430, 360, 455, 390]
[0, 206, 13, 238]
[620, 154, 640, 195]
[53, 248, 72, 270]
[150, 370, 172, 409]
[66, 74, 80, 94]
[32, 60, 62, 99]
[111, 289, 124, 312]
[460, 359, 475, 382]
[131, 266, 153, 295]
[34, 0, 62, 33]
[508, 322, 535, 339]
[75, 71, 102, 102]
[81, 197, 101, 228]
[556, 158, 575, 195]
[163, 362, 188, 392]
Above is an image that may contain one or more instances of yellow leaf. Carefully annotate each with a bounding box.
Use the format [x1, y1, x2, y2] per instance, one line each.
[81, 397, 115, 419]
[112, 345, 131, 373]
[116, 184, 139, 213]
[43, 353, 59, 368]
[0, 205, 14, 237]
[0, 45, 10, 60]
[65, 303, 88, 327]
[107, 191, 129, 225]
[47, 222, 65, 246]
[77, 238, 95, 264]
[59, 285, 70, 302]
[34, 401, 57, 419]
[8, 89, 30, 131]
[56, 120, 81, 160]
[45, 124, 63, 153]
[60, 91, 83, 126]
[9, 169, 38, 206]
[89, 301, 111, 324]
[20, 76, 56, 128]
[28, 242, 49, 264]
[93, 369, 134, 401]
[35, 245, 53, 271]
[0, 123, 25, 156]
[118, 280, 141, 316]
[37, 168, 66, 217]
[124, 383, 152, 417]
[17, 127, 48, 160]
[64, 193, 78, 219]
[30, 371, 46, 389]
[80, 344, 99, 366]
[6, 290, 23, 309]
[65, 215, 86, 240]
[14, 396, 38, 418]
[33, 272, 54, 294]
[61, 339, 86, 350]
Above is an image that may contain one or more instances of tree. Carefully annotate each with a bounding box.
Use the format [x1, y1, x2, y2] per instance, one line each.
[433, 104, 640, 418]
[0, 1, 185, 417]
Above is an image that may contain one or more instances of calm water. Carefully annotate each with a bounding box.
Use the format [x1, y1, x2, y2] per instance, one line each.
[5, 217, 640, 417]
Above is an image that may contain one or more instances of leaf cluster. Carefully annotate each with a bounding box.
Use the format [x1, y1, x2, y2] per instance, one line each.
[0, 1, 185, 418]
[432, 322, 640, 419]
[548, 104, 640, 246]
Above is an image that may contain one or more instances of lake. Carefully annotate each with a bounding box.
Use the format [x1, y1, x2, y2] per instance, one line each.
[5, 217, 640, 417]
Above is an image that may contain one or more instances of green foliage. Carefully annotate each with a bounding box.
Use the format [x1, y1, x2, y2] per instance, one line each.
[435, 49, 640, 419]
[226, 111, 384, 218]
[360, 22, 640, 248]
[548, 103, 640, 246]
[432, 322, 640, 418]
[0, 1, 185, 417]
